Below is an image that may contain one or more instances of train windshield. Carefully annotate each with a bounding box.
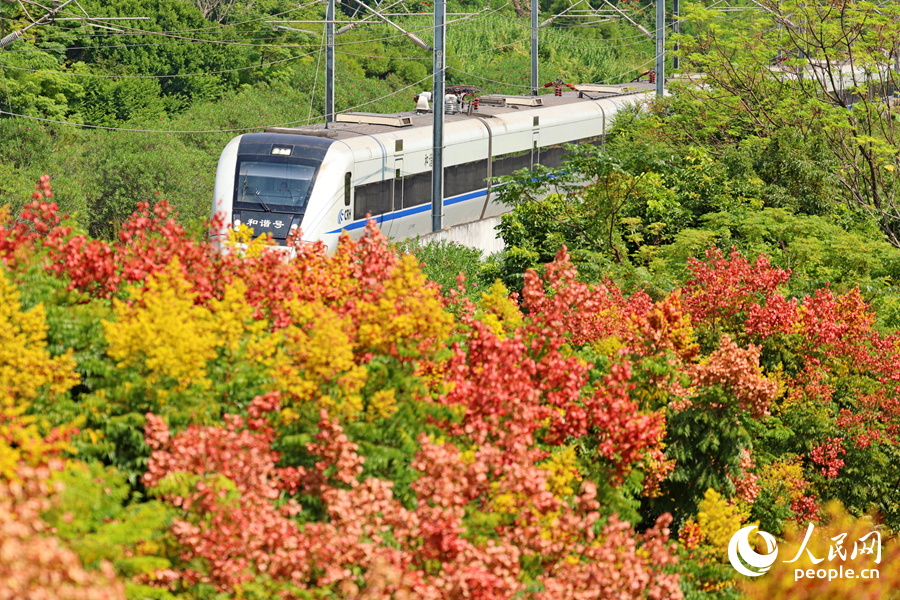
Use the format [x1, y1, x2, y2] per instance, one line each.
[236, 161, 316, 212]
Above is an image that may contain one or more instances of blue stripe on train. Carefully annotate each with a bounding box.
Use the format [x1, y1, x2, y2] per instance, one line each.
[325, 188, 488, 235]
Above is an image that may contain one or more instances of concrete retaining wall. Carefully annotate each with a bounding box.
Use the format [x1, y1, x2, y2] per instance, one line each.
[415, 216, 505, 255]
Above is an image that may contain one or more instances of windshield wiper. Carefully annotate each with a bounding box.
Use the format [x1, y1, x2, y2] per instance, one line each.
[242, 178, 271, 212]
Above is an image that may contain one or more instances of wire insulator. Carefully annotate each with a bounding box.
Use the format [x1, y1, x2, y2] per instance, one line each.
[0, 29, 25, 49]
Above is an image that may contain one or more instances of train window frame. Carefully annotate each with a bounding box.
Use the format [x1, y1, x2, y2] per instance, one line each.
[232, 153, 324, 215]
[344, 172, 352, 206]
[445, 159, 489, 198]
[492, 149, 532, 178]
[354, 179, 392, 217]
[403, 172, 430, 208]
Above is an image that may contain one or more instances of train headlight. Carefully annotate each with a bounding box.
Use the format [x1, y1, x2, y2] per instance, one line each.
[271, 146, 291, 155]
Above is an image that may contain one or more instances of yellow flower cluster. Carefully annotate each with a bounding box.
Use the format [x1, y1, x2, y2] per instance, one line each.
[591, 334, 625, 358]
[542, 446, 582, 499]
[695, 487, 752, 560]
[758, 456, 806, 509]
[477, 280, 522, 339]
[277, 302, 368, 418]
[102, 250, 452, 421]
[366, 389, 398, 420]
[0, 269, 78, 480]
[226, 223, 274, 258]
[355, 254, 453, 356]
[0, 270, 78, 401]
[103, 262, 220, 392]
[207, 279, 279, 363]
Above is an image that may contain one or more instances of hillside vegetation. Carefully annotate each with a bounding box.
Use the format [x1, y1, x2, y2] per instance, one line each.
[1, 0, 651, 234]
[3, 177, 900, 598]
[5, 0, 900, 598]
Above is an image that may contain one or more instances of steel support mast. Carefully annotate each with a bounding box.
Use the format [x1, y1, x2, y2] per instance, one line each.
[672, 0, 679, 70]
[532, 0, 539, 95]
[431, 0, 446, 231]
[325, 0, 335, 126]
[656, 0, 665, 96]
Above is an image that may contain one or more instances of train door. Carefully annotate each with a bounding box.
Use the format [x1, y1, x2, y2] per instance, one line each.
[384, 156, 403, 238]
[393, 157, 404, 210]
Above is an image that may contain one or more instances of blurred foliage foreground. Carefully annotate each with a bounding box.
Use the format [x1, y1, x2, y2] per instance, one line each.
[3, 176, 900, 600]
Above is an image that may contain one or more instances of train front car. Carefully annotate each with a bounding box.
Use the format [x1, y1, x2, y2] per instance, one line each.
[211, 132, 345, 252]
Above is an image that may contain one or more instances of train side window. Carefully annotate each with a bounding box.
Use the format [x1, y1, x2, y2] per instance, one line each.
[536, 145, 567, 168]
[354, 180, 392, 217]
[403, 172, 430, 208]
[492, 150, 531, 178]
[344, 172, 352, 206]
[532, 137, 602, 170]
[445, 160, 488, 198]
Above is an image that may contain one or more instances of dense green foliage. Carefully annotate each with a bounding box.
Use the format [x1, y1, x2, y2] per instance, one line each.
[1, 0, 653, 235]
[486, 92, 900, 330]
[6, 1, 900, 597]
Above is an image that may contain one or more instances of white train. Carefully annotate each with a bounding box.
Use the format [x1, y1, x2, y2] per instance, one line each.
[211, 83, 653, 251]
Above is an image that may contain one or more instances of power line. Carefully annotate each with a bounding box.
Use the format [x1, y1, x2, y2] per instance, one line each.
[0, 36, 324, 52]
[0, 49, 319, 78]
[447, 66, 532, 88]
[29, 0, 326, 35]
[0, 72, 433, 133]
[0, 20, 528, 51]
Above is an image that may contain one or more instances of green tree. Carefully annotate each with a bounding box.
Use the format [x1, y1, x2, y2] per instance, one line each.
[676, 0, 900, 247]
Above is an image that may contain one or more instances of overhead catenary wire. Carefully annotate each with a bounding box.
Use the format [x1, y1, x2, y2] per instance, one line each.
[0, 58, 26, 168]
[11, 0, 327, 36]
[308, 26, 325, 124]
[594, 51, 664, 83]
[541, 21, 674, 42]
[29, 5, 493, 49]
[446, 66, 532, 88]
[0, 36, 325, 52]
[1, 17, 529, 51]
[335, 33, 531, 60]
[0, 71, 434, 133]
[0, 49, 320, 78]
[0, 2, 668, 136]
[1, 19, 536, 53]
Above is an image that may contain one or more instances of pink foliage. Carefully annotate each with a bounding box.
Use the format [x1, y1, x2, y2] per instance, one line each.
[810, 437, 847, 479]
[0, 463, 125, 600]
[729, 449, 760, 504]
[519, 246, 652, 347]
[144, 399, 682, 599]
[584, 363, 672, 487]
[142, 403, 307, 590]
[691, 335, 778, 417]
[682, 247, 791, 325]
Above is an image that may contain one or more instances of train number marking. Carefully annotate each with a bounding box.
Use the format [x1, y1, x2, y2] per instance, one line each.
[338, 209, 351, 225]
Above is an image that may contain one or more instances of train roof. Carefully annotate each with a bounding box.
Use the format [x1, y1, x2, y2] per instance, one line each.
[265, 82, 655, 140]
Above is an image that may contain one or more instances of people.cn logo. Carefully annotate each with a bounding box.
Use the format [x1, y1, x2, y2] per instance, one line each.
[728, 525, 779, 577]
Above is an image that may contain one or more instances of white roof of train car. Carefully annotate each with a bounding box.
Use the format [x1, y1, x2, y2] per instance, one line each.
[265, 82, 655, 142]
